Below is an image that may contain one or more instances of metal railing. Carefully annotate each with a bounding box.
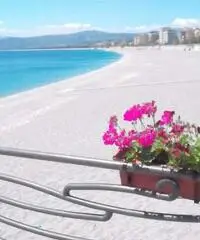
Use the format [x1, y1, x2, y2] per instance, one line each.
[0, 147, 199, 240]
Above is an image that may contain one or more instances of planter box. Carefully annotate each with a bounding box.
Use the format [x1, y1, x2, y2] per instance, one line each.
[120, 169, 200, 203]
[114, 150, 200, 203]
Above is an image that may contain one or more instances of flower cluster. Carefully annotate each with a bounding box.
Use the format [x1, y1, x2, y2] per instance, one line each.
[123, 101, 157, 121]
[102, 101, 200, 172]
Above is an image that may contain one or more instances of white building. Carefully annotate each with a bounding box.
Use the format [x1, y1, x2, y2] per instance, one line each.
[159, 27, 178, 45]
[134, 35, 140, 45]
[184, 28, 195, 44]
[194, 28, 200, 38]
[148, 31, 159, 44]
[134, 34, 148, 46]
[179, 30, 186, 44]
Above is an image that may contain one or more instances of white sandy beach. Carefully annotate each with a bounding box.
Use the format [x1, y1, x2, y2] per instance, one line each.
[0, 47, 200, 240]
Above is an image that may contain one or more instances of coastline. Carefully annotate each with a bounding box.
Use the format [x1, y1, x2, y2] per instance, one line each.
[0, 47, 124, 102]
[0, 48, 122, 100]
[0, 47, 105, 52]
[0, 47, 200, 240]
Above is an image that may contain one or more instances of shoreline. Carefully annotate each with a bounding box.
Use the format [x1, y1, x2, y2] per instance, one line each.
[0, 48, 123, 101]
[0, 47, 102, 52]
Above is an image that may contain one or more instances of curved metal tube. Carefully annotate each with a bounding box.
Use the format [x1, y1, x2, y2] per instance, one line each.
[63, 183, 200, 223]
[0, 214, 91, 240]
[0, 173, 112, 221]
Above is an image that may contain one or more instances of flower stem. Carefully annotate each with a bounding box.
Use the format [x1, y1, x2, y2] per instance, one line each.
[132, 121, 137, 131]
[140, 119, 145, 130]
[152, 115, 156, 128]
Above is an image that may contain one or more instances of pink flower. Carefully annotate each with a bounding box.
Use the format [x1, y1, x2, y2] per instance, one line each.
[171, 143, 190, 158]
[157, 128, 169, 143]
[160, 111, 174, 125]
[141, 101, 157, 117]
[115, 130, 135, 149]
[171, 148, 182, 158]
[109, 115, 118, 129]
[123, 104, 142, 122]
[102, 127, 118, 145]
[137, 128, 156, 147]
[128, 130, 137, 141]
[171, 124, 184, 135]
[115, 130, 132, 149]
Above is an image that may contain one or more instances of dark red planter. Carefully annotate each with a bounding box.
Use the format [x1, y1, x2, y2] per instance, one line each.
[120, 169, 200, 203]
[114, 149, 200, 203]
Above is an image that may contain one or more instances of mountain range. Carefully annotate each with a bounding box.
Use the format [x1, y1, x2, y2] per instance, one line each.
[0, 30, 135, 50]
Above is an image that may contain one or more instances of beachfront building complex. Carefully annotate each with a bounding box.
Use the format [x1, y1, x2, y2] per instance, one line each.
[194, 28, 200, 43]
[178, 30, 186, 44]
[194, 28, 200, 38]
[134, 33, 148, 46]
[148, 31, 159, 45]
[131, 26, 200, 47]
[184, 28, 196, 44]
[159, 27, 178, 45]
[94, 27, 200, 48]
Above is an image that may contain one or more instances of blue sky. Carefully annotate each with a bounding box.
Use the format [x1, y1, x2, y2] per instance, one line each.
[0, 0, 200, 36]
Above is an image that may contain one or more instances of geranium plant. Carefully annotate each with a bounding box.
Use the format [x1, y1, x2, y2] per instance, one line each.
[102, 101, 200, 173]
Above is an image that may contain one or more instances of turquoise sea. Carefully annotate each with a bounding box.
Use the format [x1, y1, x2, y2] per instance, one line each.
[0, 49, 121, 96]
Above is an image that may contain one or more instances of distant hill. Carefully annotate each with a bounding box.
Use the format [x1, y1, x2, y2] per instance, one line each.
[0, 30, 135, 50]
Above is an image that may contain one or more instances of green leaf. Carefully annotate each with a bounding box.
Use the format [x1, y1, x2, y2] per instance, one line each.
[179, 134, 191, 145]
[140, 146, 153, 162]
[151, 138, 166, 154]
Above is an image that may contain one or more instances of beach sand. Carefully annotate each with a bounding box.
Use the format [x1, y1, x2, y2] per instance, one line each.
[0, 47, 200, 240]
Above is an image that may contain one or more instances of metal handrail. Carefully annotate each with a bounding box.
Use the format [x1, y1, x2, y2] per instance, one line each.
[0, 146, 189, 176]
[0, 146, 200, 240]
[0, 146, 129, 171]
